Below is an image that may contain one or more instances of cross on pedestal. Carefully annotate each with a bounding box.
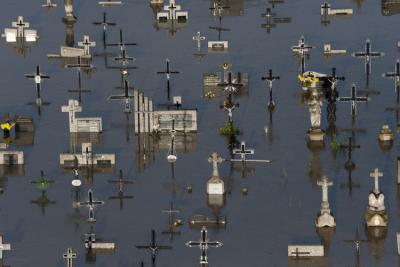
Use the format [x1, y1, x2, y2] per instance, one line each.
[0, 236, 10, 260]
[370, 168, 383, 194]
[63, 247, 77, 267]
[262, 69, 280, 109]
[192, 31, 206, 50]
[338, 84, 369, 117]
[208, 153, 224, 177]
[78, 35, 96, 56]
[186, 226, 222, 264]
[340, 137, 360, 169]
[12, 16, 30, 38]
[317, 176, 332, 210]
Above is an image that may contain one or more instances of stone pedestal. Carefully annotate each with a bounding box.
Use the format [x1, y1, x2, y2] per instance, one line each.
[365, 192, 388, 227]
[316, 211, 336, 228]
[308, 128, 325, 142]
[207, 176, 224, 195]
[378, 124, 393, 142]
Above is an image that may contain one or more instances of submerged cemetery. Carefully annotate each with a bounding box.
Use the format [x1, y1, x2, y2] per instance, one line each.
[1, 0, 400, 266]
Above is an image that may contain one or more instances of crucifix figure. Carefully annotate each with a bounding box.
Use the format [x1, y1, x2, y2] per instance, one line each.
[79, 189, 104, 222]
[291, 36, 314, 73]
[63, 247, 77, 267]
[0, 237, 10, 260]
[186, 226, 222, 264]
[340, 137, 360, 169]
[338, 84, 369, 118]
[78, 35, 96, 56]
[262, 69, 280, 110]
[326, 67, 345, 123]
[316, 176, 336, 227]
[192, 31, 206, 50]
[25, 65, 51, 112]
[157, 59, 179, 101]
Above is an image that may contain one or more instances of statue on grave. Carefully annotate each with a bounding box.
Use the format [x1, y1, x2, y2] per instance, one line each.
[63, 0, 77, 23]
[307, 88, 325, 142]
[308, 88, 322, 129]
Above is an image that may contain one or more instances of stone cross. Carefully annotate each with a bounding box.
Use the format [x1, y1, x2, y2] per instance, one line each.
[12, 16, 29, 38]
[78, 35, 96, 56]
[370, 168, 383, 194]
[317, 176, 332, 209]
[208, 153, 223, 177]
[63, 247, 77, 267]
[0, 236, 10, 260]
[192, 32, 206, 50]
[61, 99, 82, 125]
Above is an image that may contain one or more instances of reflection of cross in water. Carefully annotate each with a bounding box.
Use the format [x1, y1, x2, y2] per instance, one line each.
[31, 190, 56, 216]
[344, 227, 367, 263]
[340, 166, 360, 197]
[209, 15, 230, 41]
[68, 70, 91, 104]
[383, 60, 400, 125]
[108, 169, 133, 210]
[340, 137, 360, 170]
[269, 0, 284, 8]
[63, 247, 77, 267]
[161, 201, 181, 241]
[291, 247, 310, 258]
[338, 84, 369, 119]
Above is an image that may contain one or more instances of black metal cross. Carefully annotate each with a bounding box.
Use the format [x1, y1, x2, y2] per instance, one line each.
[340, 137, 360, 169]
[262, 69, 280, 110]
[338, 84, 369, 118]
[136, 230, 172, 265]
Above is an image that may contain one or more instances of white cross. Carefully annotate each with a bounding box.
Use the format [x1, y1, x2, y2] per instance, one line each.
[78, 35, 96, 56]
[317, 176, 333, 204]
[12, 16, 30, 38]
[208, 153, 223, 177]
[61, 99, 82, 124]
[192, 32, 206, 49]
[0, 236, 11, 260]
[370, 168, 383, 194]
[63, 247, 77, 267]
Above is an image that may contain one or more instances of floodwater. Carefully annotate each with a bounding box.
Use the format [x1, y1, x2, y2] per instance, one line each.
[0, 0, 399, 266]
